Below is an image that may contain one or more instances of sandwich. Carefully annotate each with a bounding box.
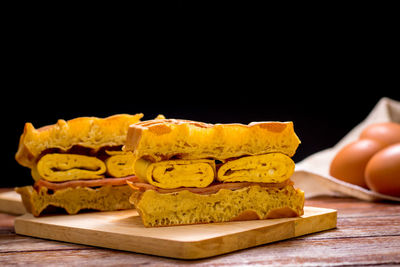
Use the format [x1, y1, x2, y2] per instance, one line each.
[125, 119, 305, 227]
[15, 114, 148, 216]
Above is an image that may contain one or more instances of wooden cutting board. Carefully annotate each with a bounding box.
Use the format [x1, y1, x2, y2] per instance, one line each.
[14, 206, 336, 259]
[0, 190, 25, 215]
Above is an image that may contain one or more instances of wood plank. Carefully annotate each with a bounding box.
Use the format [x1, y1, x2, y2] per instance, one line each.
[0, 234, 90, 253]
[202, 236, 400, 266]
[14, 206, 336, 259]
[1, 197, 399, 265]
[300, 215, 400, 240]
[1, 236, 399, 266]
[306, 197, 400, 217]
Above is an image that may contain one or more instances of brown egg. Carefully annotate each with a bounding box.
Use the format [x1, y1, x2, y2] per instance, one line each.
[365, 143, 400, 197]
[329, 139, 386, 188]
[360, 122, 400, 146]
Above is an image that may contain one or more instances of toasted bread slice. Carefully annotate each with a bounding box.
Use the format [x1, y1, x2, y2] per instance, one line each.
[129, 183, 304, 227]
[16, 114, 143, 168]
[16, 184, 134, 216]
[125, 119, 300, 161]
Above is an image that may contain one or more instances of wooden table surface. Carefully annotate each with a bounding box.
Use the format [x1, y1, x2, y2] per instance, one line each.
[1, 193, 399, 266]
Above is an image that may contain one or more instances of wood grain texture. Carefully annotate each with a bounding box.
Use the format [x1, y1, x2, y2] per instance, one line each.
[1, 189, 399, 266]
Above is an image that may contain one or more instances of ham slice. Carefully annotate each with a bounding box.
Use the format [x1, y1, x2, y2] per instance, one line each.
[34, 176, 139, 191]
[128, 179, 293, 195]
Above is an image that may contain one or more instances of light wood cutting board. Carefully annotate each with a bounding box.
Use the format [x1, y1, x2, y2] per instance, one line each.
[14, 206, 336, 259]
[0, 190, 25, 215]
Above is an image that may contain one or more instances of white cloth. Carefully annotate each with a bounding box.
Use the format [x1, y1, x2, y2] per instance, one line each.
[292, 97, 400, 201]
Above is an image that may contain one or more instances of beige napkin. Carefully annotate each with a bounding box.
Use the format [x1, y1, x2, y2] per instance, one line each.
[292, 97, 400, 201]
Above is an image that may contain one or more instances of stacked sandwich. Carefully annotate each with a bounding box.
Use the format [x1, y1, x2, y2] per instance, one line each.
[15, 114, 144, 216]
[125, 119, 305, 227]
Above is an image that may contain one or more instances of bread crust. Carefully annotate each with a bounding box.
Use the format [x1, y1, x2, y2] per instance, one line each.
[231, 207, 299, 221]
[125, 119, 301, 161]
[16, 114, 143, 168]
[15, 184, 134, 216]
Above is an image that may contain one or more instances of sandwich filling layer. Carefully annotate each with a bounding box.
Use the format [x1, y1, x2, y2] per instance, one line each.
[217, 153, 295, 183]
[31, 147, 136, 182]
[134, 153, 293, 188]
[128, 178, 292, 195]
[135, 158, 216, 189]
[36, 176, 138, 191]
[36, 153, 106, 182]
[105, 151, 135, 178]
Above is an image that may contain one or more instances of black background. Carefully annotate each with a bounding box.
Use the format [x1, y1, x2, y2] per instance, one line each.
[2, 6, 399, 187]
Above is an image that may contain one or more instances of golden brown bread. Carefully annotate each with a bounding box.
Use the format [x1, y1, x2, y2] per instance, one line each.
[129, 183, 304, 227]
[125, 118, 304, 227]
[14, 113, 147, 216]
[16, 184, 134, 216]
[16, 114, 143, 168]
[125, 119, 301, 162]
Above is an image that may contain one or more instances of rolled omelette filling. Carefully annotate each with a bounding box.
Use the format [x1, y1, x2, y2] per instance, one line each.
[217, 153, 295, 183]
[34, 151, 136, 182]
[105, 151, 135, 178]
[134, 158, 216, 189]
[36, 153, 106, 182]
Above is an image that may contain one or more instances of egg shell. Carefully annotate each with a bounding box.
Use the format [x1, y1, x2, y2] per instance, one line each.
[329, 139, 386, 188]
[365, 143, 400, 197]
[360, 122, 400, 146]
